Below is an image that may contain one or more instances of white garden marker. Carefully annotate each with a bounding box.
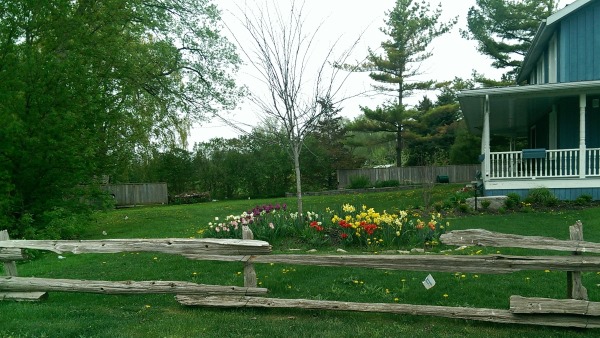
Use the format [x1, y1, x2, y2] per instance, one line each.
[422, 274, 436, 289]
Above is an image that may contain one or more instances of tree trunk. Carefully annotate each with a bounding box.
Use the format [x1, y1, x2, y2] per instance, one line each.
[292, 144, 303, 218]
[396, 125, 402, 167]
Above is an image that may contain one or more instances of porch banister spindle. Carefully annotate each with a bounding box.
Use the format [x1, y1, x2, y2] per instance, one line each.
[579, 94, 586, 179]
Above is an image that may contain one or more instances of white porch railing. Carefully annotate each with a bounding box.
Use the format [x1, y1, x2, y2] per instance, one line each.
[488, 148, 600, 179]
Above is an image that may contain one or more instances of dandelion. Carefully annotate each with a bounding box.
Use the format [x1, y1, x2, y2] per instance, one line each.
[443, 294, 449, 299]
[544, 269, 551, 273]
[394, 297, 399, 302]
[145, 305, 151, 308]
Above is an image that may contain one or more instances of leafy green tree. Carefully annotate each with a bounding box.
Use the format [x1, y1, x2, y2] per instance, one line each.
[0, 0, 241, 238]
[450, 124, 482, 164]
[404, 79, 473, 166]
[352, 0, 456, 166]
[301, 114, 364, 191]
[462, 0, 559, 83]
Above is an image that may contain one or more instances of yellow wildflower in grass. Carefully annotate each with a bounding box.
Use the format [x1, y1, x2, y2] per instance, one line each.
[394, 298, 399, 302]
[443, 294, 448, 299]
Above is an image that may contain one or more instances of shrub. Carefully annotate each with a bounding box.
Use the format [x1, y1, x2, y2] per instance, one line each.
[574, 194, 593, 206]
[457, 203, 471, 213]
[525, 187, 558, 207]
[374, 180, 400, 188]
[347, 176, 371, 189]
[480, 200, 491, 210]
[504, 193, 521, 209]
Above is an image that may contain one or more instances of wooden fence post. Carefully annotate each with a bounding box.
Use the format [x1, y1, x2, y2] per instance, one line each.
[1, 230, 18, 277]
[242, 226, 257, 288]
[0, 230, 47, 301]
[568, 221, 588, 300]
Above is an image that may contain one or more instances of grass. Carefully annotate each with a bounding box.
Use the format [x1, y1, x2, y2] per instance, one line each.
[2, 184, 600, 337]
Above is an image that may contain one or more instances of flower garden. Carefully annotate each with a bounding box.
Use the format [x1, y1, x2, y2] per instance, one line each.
[202, 202, 448, 249]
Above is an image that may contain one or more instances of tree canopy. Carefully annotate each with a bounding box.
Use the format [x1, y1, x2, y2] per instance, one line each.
[350, 0, 456, 166]
[462, 0, 559, 83]
[0, 0, 241, 238]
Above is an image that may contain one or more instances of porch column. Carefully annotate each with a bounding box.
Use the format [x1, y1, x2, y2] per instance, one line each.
[483, 95, 491, 181]
[579, 94, 587, 178]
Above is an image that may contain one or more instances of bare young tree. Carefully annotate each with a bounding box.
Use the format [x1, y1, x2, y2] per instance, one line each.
[228, 0, 362, 216]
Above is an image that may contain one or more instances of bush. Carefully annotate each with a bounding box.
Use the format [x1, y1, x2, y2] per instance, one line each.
[457, 203, 471, 213]
[504, 193, 521, 209]
[575, 194, 593, 206]
[480, 200, 491, 210]
[347, 176, 371, 189]
[524, 188, 558, 207]
[373, 180, 400, 188]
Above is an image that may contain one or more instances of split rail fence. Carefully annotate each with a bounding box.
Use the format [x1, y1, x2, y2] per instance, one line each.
[1, 222, 600, 329]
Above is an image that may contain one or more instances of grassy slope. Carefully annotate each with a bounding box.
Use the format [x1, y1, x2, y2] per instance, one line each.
[2, 185, 600, 337]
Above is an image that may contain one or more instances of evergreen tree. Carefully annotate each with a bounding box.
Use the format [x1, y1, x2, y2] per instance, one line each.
[462, 0, 559, 83]
[351, 0, 456, 166]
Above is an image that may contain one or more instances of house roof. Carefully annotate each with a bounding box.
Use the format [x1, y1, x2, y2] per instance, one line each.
[458, 80, 600, 137]
[517, 0, 595, 83]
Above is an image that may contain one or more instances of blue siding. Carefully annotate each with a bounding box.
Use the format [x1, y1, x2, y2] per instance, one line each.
[559, 0, 600, 82]
[485, 188, 600, 201]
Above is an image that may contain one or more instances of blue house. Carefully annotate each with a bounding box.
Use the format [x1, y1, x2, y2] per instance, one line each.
[458, 0, 600, 200]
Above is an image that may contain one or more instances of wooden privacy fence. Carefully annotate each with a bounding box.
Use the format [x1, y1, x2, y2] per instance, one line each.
[101, 183, 168, 206]
[337, 164, 480, 188]
[1, 223, 600, 329]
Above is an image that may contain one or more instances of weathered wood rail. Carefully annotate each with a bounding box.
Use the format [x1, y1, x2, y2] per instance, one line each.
[0, 228, 270, 301]
[180, 221, 600, 329]
[2, 222, 600, 329]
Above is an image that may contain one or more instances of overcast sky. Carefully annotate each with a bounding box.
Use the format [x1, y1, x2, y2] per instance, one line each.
[188, 0, 571, 146]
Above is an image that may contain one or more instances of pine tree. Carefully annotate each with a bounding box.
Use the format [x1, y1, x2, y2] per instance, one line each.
[462, 0, 559, 83]
[353, 0, 456, 166]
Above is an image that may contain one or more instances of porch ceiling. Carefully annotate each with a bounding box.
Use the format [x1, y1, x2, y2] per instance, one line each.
[458, 80, 600, 137]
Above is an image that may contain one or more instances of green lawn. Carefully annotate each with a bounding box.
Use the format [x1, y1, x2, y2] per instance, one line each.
[2, 185, 600, 337]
